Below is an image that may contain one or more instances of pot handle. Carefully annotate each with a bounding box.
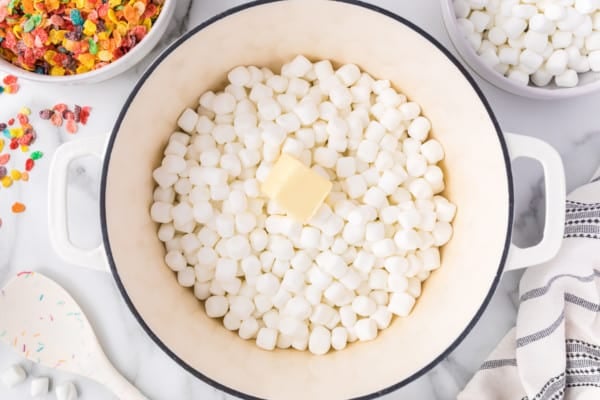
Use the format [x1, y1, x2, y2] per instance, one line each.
[504, 133, 565, 271]
[48, 135, 108, 272]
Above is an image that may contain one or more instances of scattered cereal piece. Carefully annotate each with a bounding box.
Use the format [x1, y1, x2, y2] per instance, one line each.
[20, 171, 29, 181]
[0, 75, 19, 95]
[2, 75, 17, 85]
[40, 105, 91, 133]
[30, 151, 43, 160]
[10, 169, 21, 180]
[11, 202, 25, 213]
[1, 176, 12, 187]
[25, 158, 34, 171]
[0, 153, 9, 165]
[66, 119, 78, 134]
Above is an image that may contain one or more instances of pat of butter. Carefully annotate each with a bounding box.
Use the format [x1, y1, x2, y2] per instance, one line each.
[261, 154, 332, 223]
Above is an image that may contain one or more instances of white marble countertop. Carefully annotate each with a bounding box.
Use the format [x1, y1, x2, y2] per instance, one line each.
[1, 0, 600, 399]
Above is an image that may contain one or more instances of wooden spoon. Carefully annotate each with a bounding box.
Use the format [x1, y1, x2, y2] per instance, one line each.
[0, 271, 148, 399]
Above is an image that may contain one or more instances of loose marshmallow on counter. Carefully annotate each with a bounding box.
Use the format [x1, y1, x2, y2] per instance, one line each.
[1, 365, 26, 388]
[56, 382, 78, 400]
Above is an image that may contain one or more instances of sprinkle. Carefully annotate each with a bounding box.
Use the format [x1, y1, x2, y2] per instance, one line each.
[11, 202, 25, 213]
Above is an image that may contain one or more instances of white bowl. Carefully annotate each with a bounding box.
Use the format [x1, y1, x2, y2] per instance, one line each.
[0, 0, 176, 84]
[440, 0, 600, 99]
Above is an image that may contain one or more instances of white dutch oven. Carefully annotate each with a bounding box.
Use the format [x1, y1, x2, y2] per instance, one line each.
[48, 1, 566, 399]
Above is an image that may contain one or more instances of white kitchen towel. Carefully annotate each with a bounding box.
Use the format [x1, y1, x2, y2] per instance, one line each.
[459, 166, 600, 400]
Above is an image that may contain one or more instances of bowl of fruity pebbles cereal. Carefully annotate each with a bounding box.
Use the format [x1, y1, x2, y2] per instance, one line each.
[0, 0, 175, 83]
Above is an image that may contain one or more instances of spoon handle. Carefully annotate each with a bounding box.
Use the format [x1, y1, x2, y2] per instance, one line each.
[95, 358, 149, 400]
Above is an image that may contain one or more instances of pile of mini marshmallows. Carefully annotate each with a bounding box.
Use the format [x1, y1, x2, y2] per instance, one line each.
[454, 0, 600, 87]
[1, 364, 78, 399]
[150, 55, 456, 355]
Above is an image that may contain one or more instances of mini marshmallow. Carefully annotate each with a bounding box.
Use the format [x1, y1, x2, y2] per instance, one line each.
[407, 117, 431, 141]
[470, 10, 491, 32]
[1, 365, 26, 388]
[177, 267, 196, 287]
[239, 318, 260, 339]
[499, 46, 520, 65]
[228, 66, 251, 87]
[543, 52, 567, 80]
[30, 377, 49, 397]
[545, 4, 566, 21]
[406, 154, 428, 177]
[356, 140, 379, 163]
[331, 327, 348, 350]
[355, 318, 378, 341]
[309, 326, 331, 355]
[345, 175, 368, 199]
[433, 221, 454, 246]
[388, 292, 416, 317]
[151, 202, 176, 226]
[324, 282, 353, 306]
[555, 69, 579, 87]
[507, 68, 530, 85]
[520, 49, 544, 71]
[177, 108, 199, 133]
[56, 382, 78, 400]
[590, 50, 600, 71]
[352, 295, 377, 317]
[336, 64, 361, 86]
[256, 327, 278, 350]
[502, 17, 527, 39]
[371, 238, 396, 258]
[394, 228, 421, 251]
[256, 273, 280, 296]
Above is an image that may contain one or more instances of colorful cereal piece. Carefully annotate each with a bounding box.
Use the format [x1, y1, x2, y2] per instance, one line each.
[25, 158, 34, 171]
[2, 75, 17, 85]
[50, 112, 63, 127]
[66, 118, 78, 134]
[30, 151, 43, 160]
[11, 202, 25, 213]
[1, 176, 12, 188]
[10, 169, 20, 180]
[0, 153, 9, 165]
[39, 109, 53, 120]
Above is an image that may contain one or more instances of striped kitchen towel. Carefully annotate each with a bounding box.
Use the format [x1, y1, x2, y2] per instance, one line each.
[459, 167, 600, 400]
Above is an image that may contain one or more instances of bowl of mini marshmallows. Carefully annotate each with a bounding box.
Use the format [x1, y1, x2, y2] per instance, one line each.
[441, 0, 600, 99]
[48, 1, 566, 399]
